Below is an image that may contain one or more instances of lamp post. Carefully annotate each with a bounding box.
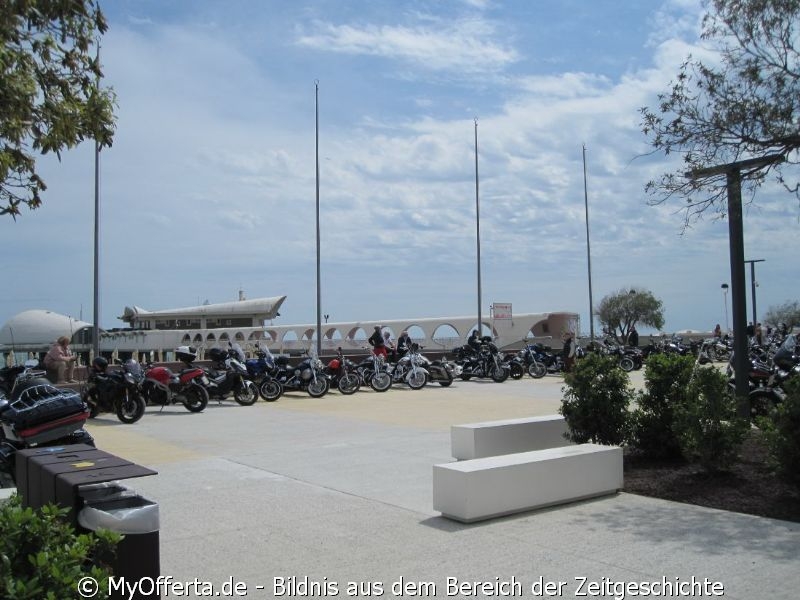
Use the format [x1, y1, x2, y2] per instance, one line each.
[582, 144, 595, 345]
[474, 118, 482, 337]
[744, 259, 765, 326]
[721, 283, 729, 333]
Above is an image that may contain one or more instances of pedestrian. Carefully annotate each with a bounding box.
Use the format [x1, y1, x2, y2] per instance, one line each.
[755, 322, 763, 346]
[383, 330, 396, 361]
[561, 331, 576, 373]
[628, 326, 639, 347]
[43, 335, 77, 384]
[396, 330, 412, 359]
[713, 323, 722, 338]
[467, 330, 481, 351]
[368, 325, 387, 360]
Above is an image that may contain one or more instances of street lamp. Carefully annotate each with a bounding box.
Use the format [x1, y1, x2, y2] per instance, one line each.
[744, 259, 765, 326]
[721, 283, 729, 332]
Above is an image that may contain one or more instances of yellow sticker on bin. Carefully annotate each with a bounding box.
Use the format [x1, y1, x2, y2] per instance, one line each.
[70, 461, 96, 468]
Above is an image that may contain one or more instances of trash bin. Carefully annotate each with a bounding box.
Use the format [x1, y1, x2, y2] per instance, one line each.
[78, 482, 160, 599]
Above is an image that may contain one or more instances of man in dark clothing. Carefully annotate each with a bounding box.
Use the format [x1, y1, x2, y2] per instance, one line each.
[396, 330, 412, 359]
[368, 325, 387, 359]
[628, 326, 639, 347]
[467, 330, 481, 351]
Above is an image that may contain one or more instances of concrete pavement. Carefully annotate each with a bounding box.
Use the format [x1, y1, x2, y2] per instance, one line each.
[83, 373, 799, 599]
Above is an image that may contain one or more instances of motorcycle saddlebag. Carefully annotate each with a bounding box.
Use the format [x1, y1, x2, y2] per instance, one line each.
[3, 385, 87, 431]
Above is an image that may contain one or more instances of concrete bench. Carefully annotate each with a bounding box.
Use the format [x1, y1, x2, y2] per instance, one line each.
[433, 443, 622, 523]
[451, 415, 572, 460]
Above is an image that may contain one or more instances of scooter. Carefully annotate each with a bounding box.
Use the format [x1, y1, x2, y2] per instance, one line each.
[141, 346, 209, 412]
[202, 344, 259, 406]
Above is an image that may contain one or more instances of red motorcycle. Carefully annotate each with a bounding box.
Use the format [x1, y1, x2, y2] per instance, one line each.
[141, 347, 209, 413]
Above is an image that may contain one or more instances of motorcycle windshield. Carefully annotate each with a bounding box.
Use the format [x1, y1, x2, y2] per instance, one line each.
[125, 360, 143, 376]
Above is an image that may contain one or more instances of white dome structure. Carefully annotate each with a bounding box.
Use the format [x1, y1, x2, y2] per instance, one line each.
[0, 310, 93, 351]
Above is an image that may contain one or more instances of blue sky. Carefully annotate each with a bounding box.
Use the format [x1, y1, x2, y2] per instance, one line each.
[2, 0, 796, 335]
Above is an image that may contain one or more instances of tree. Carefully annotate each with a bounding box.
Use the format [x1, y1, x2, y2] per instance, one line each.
[640, 0, 800, 224]
[763, 300, 800, 329]
[1, 0, 116, 218]
[595, 288, 665, 343]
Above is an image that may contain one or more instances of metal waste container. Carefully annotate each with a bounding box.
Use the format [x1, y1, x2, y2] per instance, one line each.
[78, 482, 160, 599]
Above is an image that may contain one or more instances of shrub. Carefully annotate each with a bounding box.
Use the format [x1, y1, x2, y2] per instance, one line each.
[758, 377, 800, 485]
[629, 354, 695, 458]
[0, 493, 120, 600]
[560, 352, 633, 445]
[673, 366, 749, 472]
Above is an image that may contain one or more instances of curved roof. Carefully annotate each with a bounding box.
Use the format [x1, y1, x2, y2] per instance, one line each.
[0, 310, 93, 347]
[118, 296, 286, 323]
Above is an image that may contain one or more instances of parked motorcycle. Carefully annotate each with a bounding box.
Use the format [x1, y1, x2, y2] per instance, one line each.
[203, 344, 259, 406]
[81, 357, 146, 424]
[325, 348, 361, 395]
[245, 343, 283, 401]
[1, 372, 93, 485]
[355, 352, 393, 392]
[141, 347, 209, 412]
[387, 344, 429, 390]
[410, 344, 456, 387]
[452, 337, 509, 382]
[267, 350, 330, 398]
[512, 344, 548, 379]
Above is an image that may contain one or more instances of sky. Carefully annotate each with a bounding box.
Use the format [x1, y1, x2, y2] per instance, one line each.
[2, 0, 797, 336]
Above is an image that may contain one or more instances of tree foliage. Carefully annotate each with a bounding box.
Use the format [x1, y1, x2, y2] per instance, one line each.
[640, 0, 800, 223]
[0, 0, 116, 218]
[762, 300, 800, 329]
[595, 288, 665, 343]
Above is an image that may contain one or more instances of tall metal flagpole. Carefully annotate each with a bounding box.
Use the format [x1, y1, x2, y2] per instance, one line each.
[92, 42, 101, 360]
[474, 118, 482, 337]
[582, 144, 595, 344]
[315, 81, 322, 357]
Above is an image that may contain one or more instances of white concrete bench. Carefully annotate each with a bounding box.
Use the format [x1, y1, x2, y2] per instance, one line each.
[451, 414, 572, 460]
[433, 444, 622, 523]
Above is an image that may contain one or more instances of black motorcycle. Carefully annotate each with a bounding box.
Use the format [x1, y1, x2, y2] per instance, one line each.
[266, 351, 330, 398]
[355, 352, 393, 392]
[1, 369, 93, 485]
[82, 357, 147, 424]
[452, 337, 509, 382]
[203, 345, 259, 406]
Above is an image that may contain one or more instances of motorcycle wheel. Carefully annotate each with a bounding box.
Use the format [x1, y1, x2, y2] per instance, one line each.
[116, 392, 146, 424]
[182, 383, 208, 412]
[619, 357, 635, 372]
[459, 372, 472, 381]
[509, 362, 524, 380]
[490, 365, 509, 383]
[407, 370, 427, 390]
[370, 371, 392, 392]
[259, 379, 283, 402]
[307, 378, 329, 398]
[82, 391, 100, 418]
[527, 362, 547, 379]
[337, 373, 361, 395]
[234, 381, 259, 406]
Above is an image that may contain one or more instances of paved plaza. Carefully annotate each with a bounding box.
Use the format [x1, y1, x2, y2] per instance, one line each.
[84, 374, 800, 599]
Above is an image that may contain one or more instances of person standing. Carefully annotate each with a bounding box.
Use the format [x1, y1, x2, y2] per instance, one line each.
[396, 330, 412, 359]
[44, 335, 77, 384]
[628, 326, 639, 347]
[561, 331, 576, 373]
[368, 326, 387, 359]
[713, 323, 722, 338]
[383, 330, 396, 361]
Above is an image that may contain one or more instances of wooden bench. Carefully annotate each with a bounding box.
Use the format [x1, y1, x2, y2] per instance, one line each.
[433, 444, 623, 523]
[451, 414, 572, 460]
